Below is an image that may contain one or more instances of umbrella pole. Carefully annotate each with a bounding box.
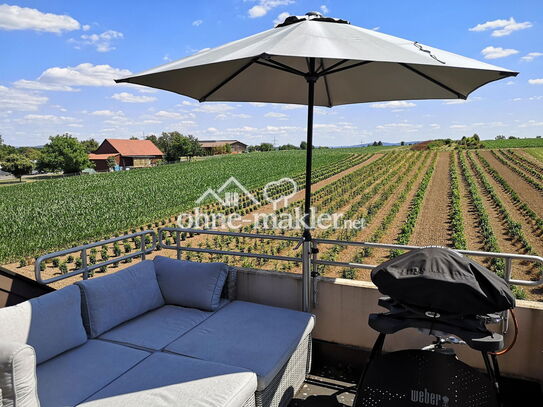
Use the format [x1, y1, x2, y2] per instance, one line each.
[302, 59, 316, 312]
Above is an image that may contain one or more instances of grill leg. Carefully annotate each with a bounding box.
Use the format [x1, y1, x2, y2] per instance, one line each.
[482, 351, 502, 407]
[353, 333, 386, 407]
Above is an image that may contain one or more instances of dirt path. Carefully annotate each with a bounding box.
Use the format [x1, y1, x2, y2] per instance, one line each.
[409, 151, 451, 247]
[480, 150, 543, 217]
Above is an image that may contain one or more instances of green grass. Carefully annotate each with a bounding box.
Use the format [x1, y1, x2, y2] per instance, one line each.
[0, 148, 368, 263]
[481, 138, 543, 149]
[524, 147, 543, 164]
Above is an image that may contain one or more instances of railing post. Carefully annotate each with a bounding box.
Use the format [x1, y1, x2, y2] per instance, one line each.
[302, 240, 312, 312]
[177, 231, 182, 260]
[311, 240, 319, 308]
[81, 248, 88, 280]
[502, 257, 513, 333]
[140, 233, 146, 261]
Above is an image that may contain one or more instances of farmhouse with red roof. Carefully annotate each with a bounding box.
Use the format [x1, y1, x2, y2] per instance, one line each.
[89, 139, 164, 171]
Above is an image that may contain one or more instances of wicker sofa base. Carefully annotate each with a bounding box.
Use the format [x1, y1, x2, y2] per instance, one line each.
[255, 334, 312, 407]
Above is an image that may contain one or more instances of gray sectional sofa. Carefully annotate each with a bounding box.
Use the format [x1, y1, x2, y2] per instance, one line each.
[0, 256, 314, 407]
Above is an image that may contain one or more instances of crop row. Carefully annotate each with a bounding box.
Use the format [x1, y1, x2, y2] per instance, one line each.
[475, 152, 543, 233]
[449, 153, 467, 250]
[525, 148, 543, 164]
[497, 150, 543, 182]
[489, 150, 543, 193]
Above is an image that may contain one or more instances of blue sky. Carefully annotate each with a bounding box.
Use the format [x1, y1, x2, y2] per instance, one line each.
[1, 0, 542, 147]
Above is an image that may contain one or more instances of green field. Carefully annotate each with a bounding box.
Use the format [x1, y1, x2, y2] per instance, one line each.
[0, 147, 389, 263]
[525, 147, 543, 163]
[481, 138, 543, 149]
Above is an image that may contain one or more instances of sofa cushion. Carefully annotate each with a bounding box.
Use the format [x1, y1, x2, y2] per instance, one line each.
[153, 256, 229, 311]
[78, 352, 257, 407]
[36, 340, 149, 407]
[165, 301, 315, 390]
[98, 304, 215, 351]
[0, 341, 39, 407]
[76, 260, 165, 338]
[0, 285, 87, 364]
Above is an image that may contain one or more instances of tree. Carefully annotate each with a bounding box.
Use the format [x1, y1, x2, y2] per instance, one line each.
[129, 136, 139, 140]
[0, 154, 33, 181]
[300, 141, 307, 150]
[37, 134, 91, 174]
[81, 138, 99, 153]
[495, 135, 505, 140]
[106, 156, 117, 170]
[472, 133, 480, 141]
[400, 141, 405, 146]
[279, 144, 298, 150]
[159, 132, 203, 161]
[259, 143, 274, 152]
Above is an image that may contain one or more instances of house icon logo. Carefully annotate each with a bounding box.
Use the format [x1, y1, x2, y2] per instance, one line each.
[196, 177, 260, 207]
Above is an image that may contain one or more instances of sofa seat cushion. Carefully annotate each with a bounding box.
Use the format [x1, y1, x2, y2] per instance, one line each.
[98, 304, 216, 351]
[78, 352, 257, 407]
[36, 340, 150, 407]
[165, 301, 315, 391]
[153, 256, 229, 311]
[76, 260, 165, 338]
[0, 285, 87, 364]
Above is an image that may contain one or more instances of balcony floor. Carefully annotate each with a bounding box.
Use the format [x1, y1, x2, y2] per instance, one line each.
[291, 341, 543, 407]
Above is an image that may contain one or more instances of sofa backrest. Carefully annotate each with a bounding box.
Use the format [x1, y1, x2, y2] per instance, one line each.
[153, 256, 231, 311]
[0, 285, 87, 364]
[76, 260, 165, 338]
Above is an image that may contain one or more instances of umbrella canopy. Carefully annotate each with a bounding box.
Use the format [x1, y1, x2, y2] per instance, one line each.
[117, 12, 517, 312]
[117, 13, 517, 107]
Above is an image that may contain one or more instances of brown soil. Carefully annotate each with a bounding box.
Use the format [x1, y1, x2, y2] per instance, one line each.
[479, 151, 543, 217]
[409, 151, 452, 247]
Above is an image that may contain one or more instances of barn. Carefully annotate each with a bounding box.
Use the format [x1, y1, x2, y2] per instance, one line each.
[199, 140, 247, 155]
[89, 139, 164, 171]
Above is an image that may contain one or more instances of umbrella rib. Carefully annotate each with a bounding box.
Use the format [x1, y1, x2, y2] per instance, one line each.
[254, 60, 305, 77]
[319, 59, 333, 107]
[259, 58, 307, 77]
[400, 63, 467, 99]
[317, 59, 349, 76]
[199, 57, 259, 102]
[321, 60, 372, 76]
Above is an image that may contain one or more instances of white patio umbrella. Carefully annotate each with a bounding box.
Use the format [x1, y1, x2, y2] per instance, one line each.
[117, 12, 517, 309]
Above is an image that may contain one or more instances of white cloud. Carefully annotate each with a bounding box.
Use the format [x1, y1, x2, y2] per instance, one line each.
[481, 46, 518, 59]
[0, 85, 48, 111]
[13, 79, 78, 92]
[273, 12, 290, 25]
[522, 52, 543, 62]
[528, 79, 543, 85]
[194, 104, 235, 113]
[320, 5, 329, 14]
[22, 114, 79, 124]
[0, 4, 80, 33]
[519, 120, 543, 128]
[450, 124, 468, 129]
[248, 0, 294, 18]
[90, 110, 122, 116]
[371, 101, 416, 109]
[192, 19, 203, 27]
[155, 110, 184, 119]
[281, 104, 304, 110]
[82, 24, 91, 31]
[111, 92, 156, 103]
[71, 30, 124, 52]
[264, 112, 288, 118]
[37, 63, 132, 87]
[372, 27, 380, 31]
[469, 17, 532, 37]
[249, 102, 267, 107]
[506, 81, 515, 85]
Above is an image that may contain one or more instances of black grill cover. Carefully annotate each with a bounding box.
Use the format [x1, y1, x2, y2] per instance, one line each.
[371, 247, 515, 315]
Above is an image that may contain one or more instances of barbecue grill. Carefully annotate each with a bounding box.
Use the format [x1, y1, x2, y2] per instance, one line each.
[353, 247, 517, 407]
